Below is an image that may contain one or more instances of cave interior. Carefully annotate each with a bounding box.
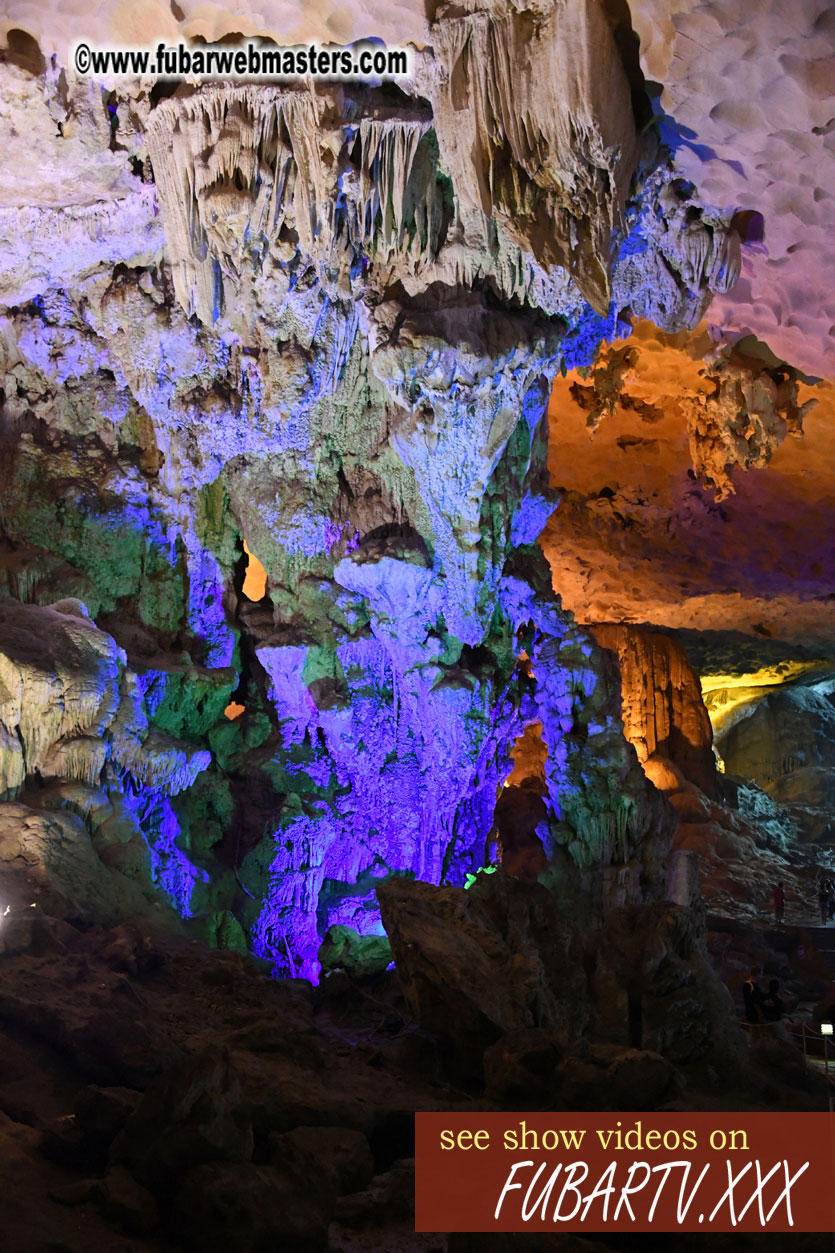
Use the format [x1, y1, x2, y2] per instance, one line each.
[0, 0, 834, 1248]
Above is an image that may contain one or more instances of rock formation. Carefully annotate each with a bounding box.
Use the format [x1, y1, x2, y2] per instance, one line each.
[377, 872, 746, 1084]
[543, 321, 835, 646]
[591, 624, 716, 796]
[717, 679, 835, 845]
[0, 859, 827, 1250]
[0, 0, 755, 979]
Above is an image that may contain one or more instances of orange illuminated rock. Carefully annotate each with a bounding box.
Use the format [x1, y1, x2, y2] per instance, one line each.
[543, 321, 835, 649]
[591, 624, 716, 798]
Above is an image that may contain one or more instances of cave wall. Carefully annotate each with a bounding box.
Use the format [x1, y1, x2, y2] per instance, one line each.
[716, 678, 835, 844]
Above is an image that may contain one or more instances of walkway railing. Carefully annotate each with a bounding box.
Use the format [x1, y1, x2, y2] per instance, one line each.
[738, 1017, 835, 1104]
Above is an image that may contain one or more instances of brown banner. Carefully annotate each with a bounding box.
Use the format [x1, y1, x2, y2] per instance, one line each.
[415, 1112, 835, 1233]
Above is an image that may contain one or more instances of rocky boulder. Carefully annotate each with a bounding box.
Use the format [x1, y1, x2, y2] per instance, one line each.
[110, 1047, 253, 1192]
[377, 874, 586, 1074]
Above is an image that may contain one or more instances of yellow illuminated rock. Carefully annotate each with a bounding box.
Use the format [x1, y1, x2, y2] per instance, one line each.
[701, 662, 833, 736]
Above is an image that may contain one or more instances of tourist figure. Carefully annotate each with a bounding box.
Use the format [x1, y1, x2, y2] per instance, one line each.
[760, 979, 784, 1022]
[819, 880, 831, 925]
[772, 881, 786, 924]
[742, 967, 765, 1024]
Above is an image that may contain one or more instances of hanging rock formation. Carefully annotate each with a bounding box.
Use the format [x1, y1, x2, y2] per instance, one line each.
[629, 0, 835, 379]
[427, 0, 638, 314]
[591, 624, 717, 797]
[683, 354, 818, 501]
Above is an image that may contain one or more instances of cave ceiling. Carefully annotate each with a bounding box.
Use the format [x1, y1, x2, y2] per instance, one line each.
[539, 0, 835, 667]
[543, 319, 835, 649]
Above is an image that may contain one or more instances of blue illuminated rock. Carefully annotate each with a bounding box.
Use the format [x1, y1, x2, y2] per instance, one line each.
[0, 28, 738, 977]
